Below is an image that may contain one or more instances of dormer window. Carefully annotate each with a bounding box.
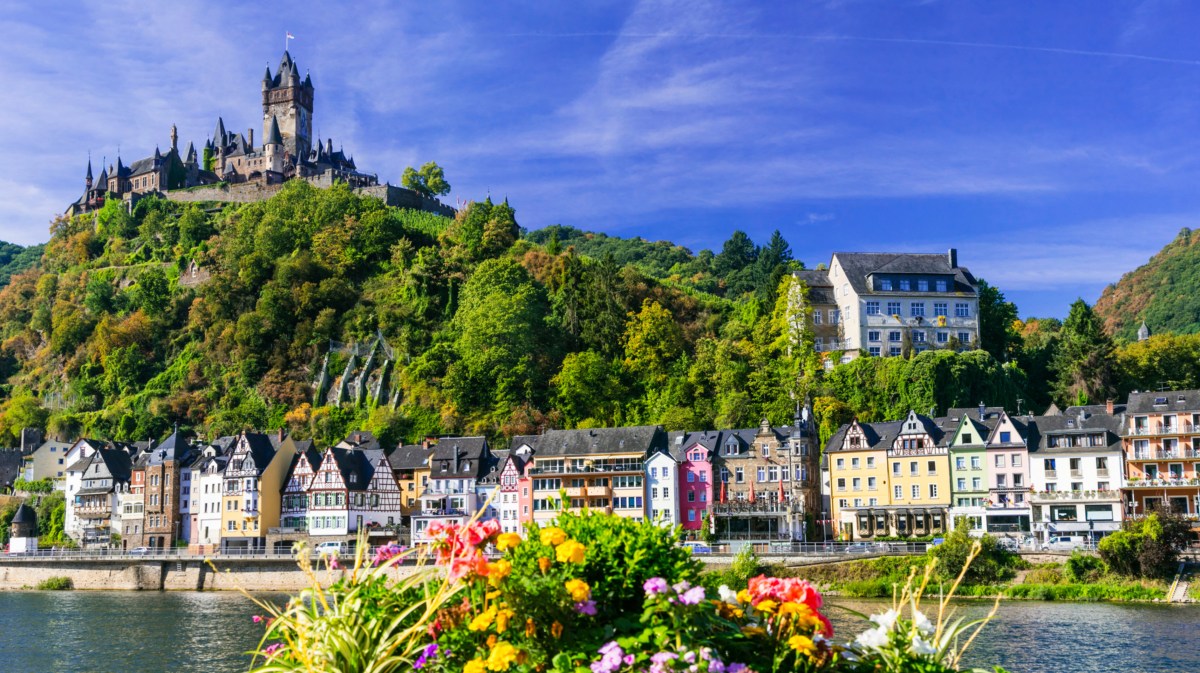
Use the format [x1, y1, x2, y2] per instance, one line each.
[880, 279, 892, 291]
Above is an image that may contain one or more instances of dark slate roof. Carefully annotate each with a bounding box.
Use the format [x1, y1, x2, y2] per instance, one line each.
[12, 503, 36, 525]
[76, 486, 115, 497]
[128, 155, 160, 178]
[329, 448, 378, 491]
[339, 431, 381, 452]
[388, 444, 431, 471]
[1126, 390, 1200, 414]
[534, 426, 664, 458]
[832, 252, 978, 296]
[89, 447, 133, 483]
[793, 269, 834, 304]
[266, 115, 283, 146]
[146, 429, 194, 466]
[240, 432, 278, 472]
[825, 420, 907, 454]
[479, 449, 509, 485]
[428, 437, 490, 477]
[1027, 410, 1124, 454]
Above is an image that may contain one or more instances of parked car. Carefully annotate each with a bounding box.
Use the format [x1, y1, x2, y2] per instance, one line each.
[1041, 536, 1082, 551]
[844, 542, 873, 553]
[129, 547, 150, 555]
[313, 541, 348, 556]
[681, 541, 713, 555]
[997, 537, 1019, 551]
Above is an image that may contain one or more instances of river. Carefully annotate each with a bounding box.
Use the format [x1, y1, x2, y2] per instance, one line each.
[0, 592, 1195, 672]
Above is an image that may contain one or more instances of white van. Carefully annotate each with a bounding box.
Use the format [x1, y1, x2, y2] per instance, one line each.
[313, 541, 347, 556]
[1041, 536, 1082, 551]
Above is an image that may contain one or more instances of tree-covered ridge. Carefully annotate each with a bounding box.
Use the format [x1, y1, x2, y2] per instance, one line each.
[1094, 227, 1200, 341]
[1, 179, 1191, 450]
[0, 241, 45, 287]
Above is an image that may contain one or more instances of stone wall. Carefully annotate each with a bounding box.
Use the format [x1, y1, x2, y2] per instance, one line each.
[163, 179, 457, 217]
[0, 558, 421, 591]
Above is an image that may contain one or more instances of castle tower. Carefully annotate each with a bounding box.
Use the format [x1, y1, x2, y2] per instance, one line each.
[262, 50, 314, 162]
[9, 503, 37, 554]
[85, 157, 93, 192]
[170, 124, 178, 152]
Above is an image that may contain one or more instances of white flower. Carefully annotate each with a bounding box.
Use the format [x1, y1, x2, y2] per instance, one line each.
[718, 585, 740, 605]
[912, 610, 934, 635]
[868, 609, 900, 631]
[855, 626, 890, 649]
[909, 634, 938, 656]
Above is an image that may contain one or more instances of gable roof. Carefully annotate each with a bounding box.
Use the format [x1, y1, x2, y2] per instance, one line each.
[388, 444, 431, 471]
[1126, 390, 1200, 414]
[533, 426, 664, 458]
[832, 252, 978, 296]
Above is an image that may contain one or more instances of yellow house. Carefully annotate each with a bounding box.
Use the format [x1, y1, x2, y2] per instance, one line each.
[219, 432, 296, 553]
[827, 420, 891, 540]
[387, 443, 433, 516]
[886, 411, 953, 536]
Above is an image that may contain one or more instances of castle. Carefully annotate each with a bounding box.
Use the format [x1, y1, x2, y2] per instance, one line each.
[67, 50, 448, 217]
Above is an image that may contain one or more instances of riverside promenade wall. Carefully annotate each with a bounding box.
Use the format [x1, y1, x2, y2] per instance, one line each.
[0, 556, 421, 591]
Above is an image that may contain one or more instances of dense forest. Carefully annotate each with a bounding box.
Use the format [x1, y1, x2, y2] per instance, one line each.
[0, 181, 1196, 449]
[1094, 227, 1200, 341]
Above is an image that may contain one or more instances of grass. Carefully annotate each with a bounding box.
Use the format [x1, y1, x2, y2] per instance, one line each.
[34, 576, 73, 591]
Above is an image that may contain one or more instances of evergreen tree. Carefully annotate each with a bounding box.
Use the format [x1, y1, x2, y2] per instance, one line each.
[1053, 299, 1117, 406]
[977, 279, 1021, 362]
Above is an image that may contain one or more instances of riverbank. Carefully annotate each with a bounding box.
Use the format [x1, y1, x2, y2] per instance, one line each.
[770, 555, 1173, 602]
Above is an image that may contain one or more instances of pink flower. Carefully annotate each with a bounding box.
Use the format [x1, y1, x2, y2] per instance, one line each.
[264, 643, 282, 657]
[328, 556, 340, 570]
[251, 615, 263, 624]
[643, 577, 668, 596]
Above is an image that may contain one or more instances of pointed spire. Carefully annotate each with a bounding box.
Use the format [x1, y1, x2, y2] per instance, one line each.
[266, 115, 283, 146]
[263, 64, 273, 83]
[86, 156, 93, 180]
[213, 116, 226, 144]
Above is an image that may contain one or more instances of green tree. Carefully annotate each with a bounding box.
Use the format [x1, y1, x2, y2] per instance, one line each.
[552, 351, 625, 427]
[0, 395, 49, 447]
[401, 161, 451, 197]
[977, 279, 1021, 362]
[929, 517, 1018, 584]
[623, 299, 685, 389]
[135, 267, 171, 317]
[1053, 299, 1117, 406]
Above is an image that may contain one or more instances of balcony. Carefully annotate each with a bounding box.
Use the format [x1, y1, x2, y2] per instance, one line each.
[416, 508, 469, 517]
[563, 485, 611, 498]
[1130, 449, 1200, 460]
[1045, 470, 1057, 479]
[267, 526, 307, 535]
[713, 500, 803, 515]
[1127, 423, 1199, 437]
[1097, 469, 1110, 478]
[1031, 490, 1122, 503]
[1126, 478, 1200, 489]
[528, 463, 643, 476]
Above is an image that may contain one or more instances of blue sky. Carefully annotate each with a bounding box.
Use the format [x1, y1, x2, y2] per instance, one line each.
[3, 1, 1200, 317]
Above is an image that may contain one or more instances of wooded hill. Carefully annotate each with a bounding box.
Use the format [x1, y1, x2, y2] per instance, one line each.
[1095, 227, 1200, 341]
[0, 181, 1190, 448]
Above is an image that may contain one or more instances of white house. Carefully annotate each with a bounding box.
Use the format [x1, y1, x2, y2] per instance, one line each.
[646, 448, 679, 527]
[188, 439, 233, 552]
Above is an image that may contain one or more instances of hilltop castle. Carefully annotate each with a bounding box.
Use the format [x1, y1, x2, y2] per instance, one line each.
[67, 50, 450, 217]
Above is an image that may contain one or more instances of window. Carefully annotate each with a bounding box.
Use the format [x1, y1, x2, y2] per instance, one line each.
[912, 330, 926, 343]
[880, 279, 893, 291]
[955, 303, 970, 317]
[836, 458, 845, 469]
[688, 510, 696, 522]
[813, 310, 822, 325]
[866, 456, 875, 468]
[756, 467, 766, 482]
[894, 485, 902, 499]
[955, 457, 966, 470]
[933, 302, 948, 317]
[918, 280, 929, 292]
[1011, 454, 1022, 467]
[912, 484, 921, 499]
[762, 444, 770, 458]
[957, 478, 966, 489]
[1051, 505, 1077, 522]
[927, 460, 937, 474]
[970, 456, 981, 469]
[1085, 504, 1114, 521]
[830, 309, 840, 324]
[972, 477, 981, 489]
[735, 468, 744, 483]
[910, 461, 919, 476]
[937, 331, 949, 344]
[958, 331, 971, 344]
[889, 331, 901, 342]
[687, 472, 695, 483]
[995, 454, 1006, 468]
[868, 477, 876, 490]
[868, 347, 881, 357]
[996, 474, 1007, 487]
[852, 477, 861, 491]
[851, 457, 860, 468]
[688, 491, 696, 502]
[910, 302, 925, 317]
[887, 301, 901, 315]
[892, 462, 901, 475]
[650, 467, 657, 478]
[868, 330, 881, 342]
[899, 279, 911, 291]
[929, 484, 938, 499]
[866, 301, 880, 315]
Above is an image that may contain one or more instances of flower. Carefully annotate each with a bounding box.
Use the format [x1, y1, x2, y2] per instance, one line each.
[540, 527, 567, 546]
[718, 585, 740, 604]
[464, 659, 487, 673]
[575, 600, 597, 615]
[496, 608, 514, 633]
[251, 615, 263, 624]
[565, 578, 592, 601]
[486, 641, 519, 671]
[869, 609, 900, 631]
[910, 634, 938, 656]
[556, 539, 586, 564]
[755, 599, 778, 614]
[538, 557, 552, 573]
[643, 577, 669, 596]
[788, 635, 817, 656]
[551, 621, 564, 639]
[525, 618, 536, 638]
[496, 532, 522, 551]
[469, 607, 497, 631]
[263, 643, 282, 657]
[328, 556, 340, 570]
[591, 642, 625, 673]
[678, 586, 706, 606]
[488, 559, 512, 584]
[854, 626, 890, 649]
[413, 643, 439, 670]
[912, 610, 934, 635]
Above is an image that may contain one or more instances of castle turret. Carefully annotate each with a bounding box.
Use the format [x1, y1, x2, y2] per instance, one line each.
[85, 157, 93, 192]
[263, 49, 313, 161]
[9, 503, 37, 553]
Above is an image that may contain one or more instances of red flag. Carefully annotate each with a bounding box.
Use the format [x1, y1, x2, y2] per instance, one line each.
[779, 476, 785, 502]
[720, 480, 727, 504]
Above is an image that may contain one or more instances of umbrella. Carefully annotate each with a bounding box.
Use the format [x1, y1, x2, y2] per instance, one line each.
[720, 480, 727, 504]
[748, 478, 756, 503]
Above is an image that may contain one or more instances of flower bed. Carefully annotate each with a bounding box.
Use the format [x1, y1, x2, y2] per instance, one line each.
[244, 511, 1008, 672]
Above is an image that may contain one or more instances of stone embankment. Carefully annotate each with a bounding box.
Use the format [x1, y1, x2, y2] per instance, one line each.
[0, 556, 420, 591]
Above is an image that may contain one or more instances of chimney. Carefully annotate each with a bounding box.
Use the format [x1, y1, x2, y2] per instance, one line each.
[1106, 399, 1114, 415]
[248, 128, 254, 148]
[948, 248, 958, 269]
[978, 402, 986, 420]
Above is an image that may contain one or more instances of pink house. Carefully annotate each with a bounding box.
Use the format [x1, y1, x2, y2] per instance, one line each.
[674, 431, 717, 531]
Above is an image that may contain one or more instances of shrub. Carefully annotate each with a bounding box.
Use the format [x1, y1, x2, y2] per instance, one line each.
[1024, 564, 1065, 585]
[1099, 512, 1191, 578]
[928, 517, 1020, 584]
[1064, 551, 1105, 582]
[35, 576, 72, 590]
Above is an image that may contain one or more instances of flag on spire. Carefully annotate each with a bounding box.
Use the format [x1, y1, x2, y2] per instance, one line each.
[286, 31, 295, 40]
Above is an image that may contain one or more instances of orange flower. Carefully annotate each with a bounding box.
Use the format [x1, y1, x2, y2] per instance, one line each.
[525, 618, 536, 638]
[538, 557, 552, 573]
[540, 527, 568, 546]
[564, 579, 591, 602]
[556, 539, 586, 564]
[496, 532, 522, 551]
[487, 559, 512, 586]
[551, 621, 564, 639]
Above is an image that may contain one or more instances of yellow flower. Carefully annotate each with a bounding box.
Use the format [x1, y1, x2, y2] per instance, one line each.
[469, 607, 497, 632]
[486, 641, 519, 671]
[564, 578, 591, 602]
[487, 559, 513, 587]
[538, 557, 552, 573]
[556, 539, 586, 564]
[465, 659, 487, 673]
[736, 589, 752, 604]
[496, 608, 514, 633]
[540, 527, 567, 546]
[755, 600, 778, 614]
[740, 625, 767, 637]
[779, 601, 819, 630]
[788, 635, 817, 656]
[551, 621, 564, 639]
[496, 532, 522, 551]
